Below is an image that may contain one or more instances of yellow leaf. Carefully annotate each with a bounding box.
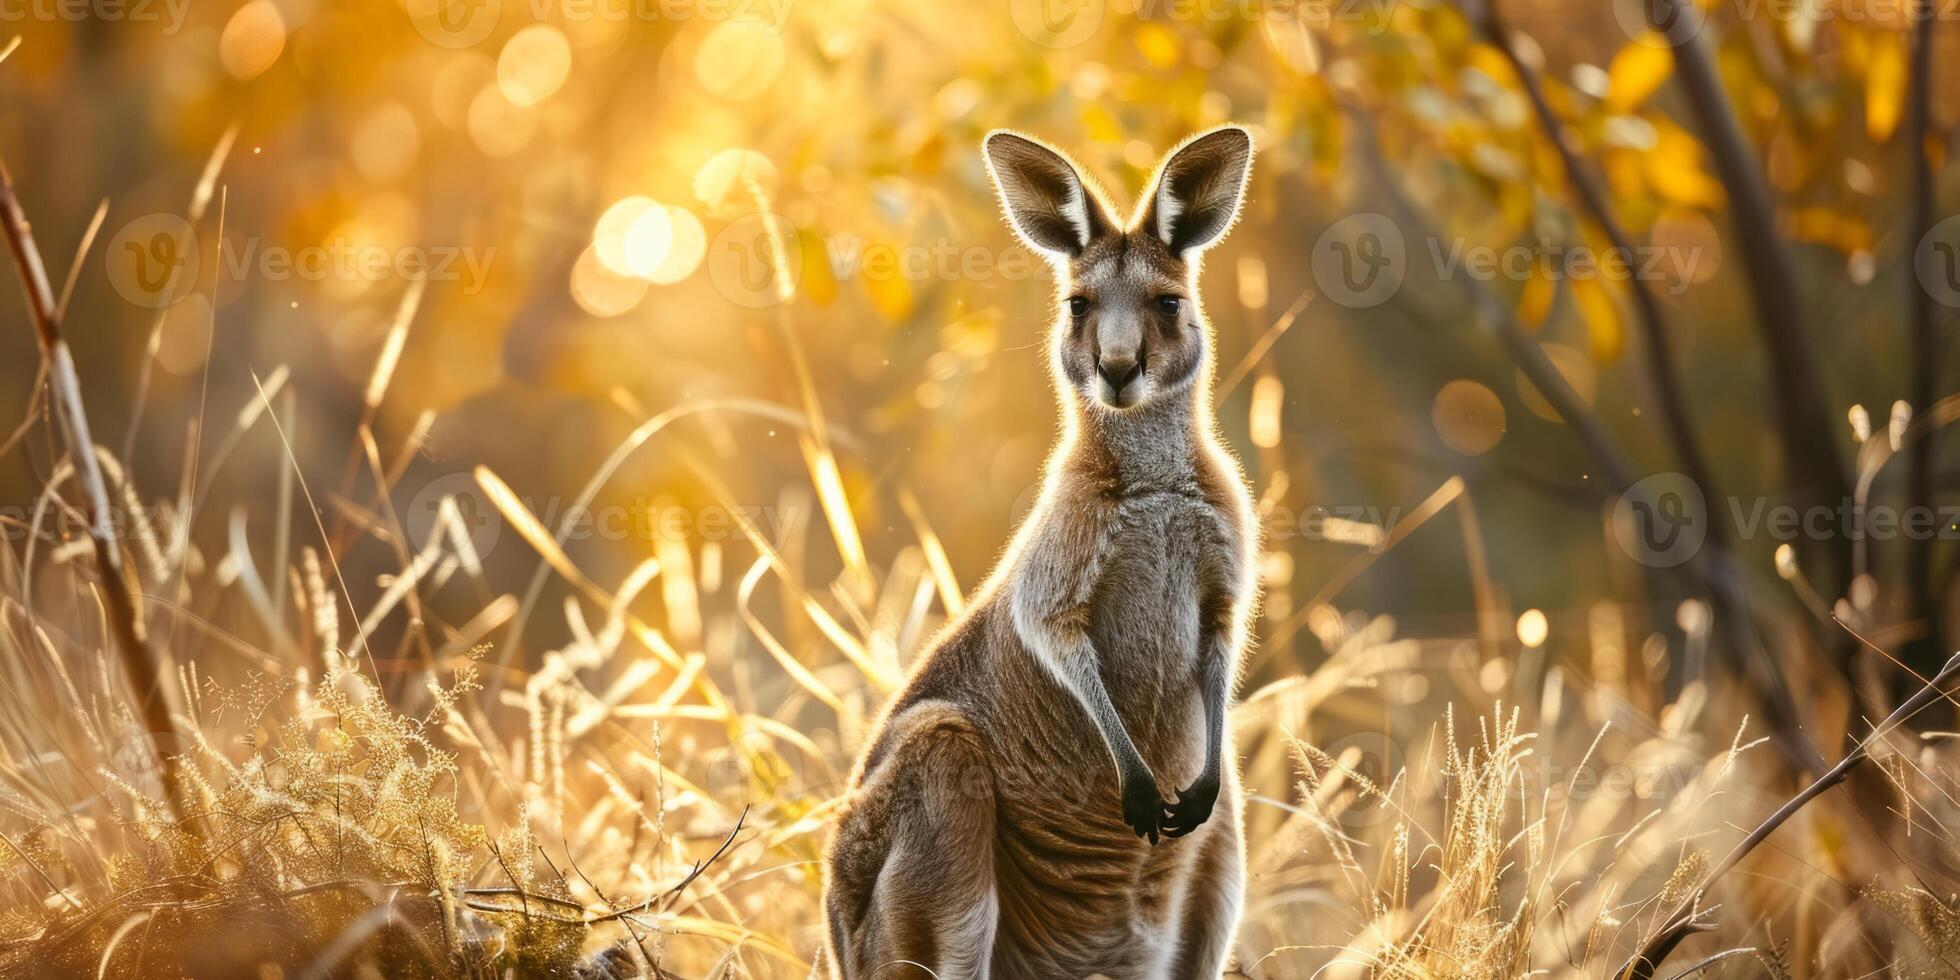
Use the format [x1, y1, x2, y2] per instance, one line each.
[798, 227, 838, 307]
[1646, 121, 1725, 208]
[1843, 24, 1872, 73]
[864, 257, 916, 322]
[1136, 22, 1181, 69]
[1082, 103, 1124, 144]
[1518, 268, 1556, 329]
[1575, 278, 1624, 363]
[1602, 148, 1646, 202]
[1607, 37, 1673, 112]
[1789, 206, 1874, 253]
[1865, 30, 1907, 142]
[1466, 44, 1518, 88]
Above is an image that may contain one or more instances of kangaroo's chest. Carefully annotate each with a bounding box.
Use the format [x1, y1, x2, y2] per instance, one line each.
[1086, 493, 1216, 660]
[1083, 493, 1226, 777]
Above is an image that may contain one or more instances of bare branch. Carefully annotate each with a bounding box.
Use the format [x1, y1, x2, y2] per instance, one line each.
[0, 153, 188, 823]
[1643, 0, 1853, 586]
[1904, 0, 1944, 675]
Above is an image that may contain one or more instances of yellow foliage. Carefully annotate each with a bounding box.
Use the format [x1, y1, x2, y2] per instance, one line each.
[1576, 276, 1625, 363]
[1607, 38, 1673, 113]
[1646, 120, 1727, 208]
[1864, 30, 1908, 142]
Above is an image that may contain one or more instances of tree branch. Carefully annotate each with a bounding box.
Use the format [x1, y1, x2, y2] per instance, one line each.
[1904, 0, 1944, 675]
[1471, 0, 1842, 737]
[1342, 101, 1824, 775]
[1645, 0, 1854, 587]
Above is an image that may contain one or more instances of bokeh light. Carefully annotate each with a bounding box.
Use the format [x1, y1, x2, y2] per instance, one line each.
[1432, 380, 1507, 456]
[497, 25, 573, 107]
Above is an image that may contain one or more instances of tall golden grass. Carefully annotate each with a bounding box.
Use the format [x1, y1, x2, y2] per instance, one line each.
[3, 293, 1959, 978]
[2, 83, 1960, 980]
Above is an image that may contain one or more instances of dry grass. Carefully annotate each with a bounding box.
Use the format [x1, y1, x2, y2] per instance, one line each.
[1, 110, 1958, 980]
[1, 360, 1957, 979]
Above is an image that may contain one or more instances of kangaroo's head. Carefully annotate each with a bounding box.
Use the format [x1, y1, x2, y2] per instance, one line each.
[983, 126, 1252, 413]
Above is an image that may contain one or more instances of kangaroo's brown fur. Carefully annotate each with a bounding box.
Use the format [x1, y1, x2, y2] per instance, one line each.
[823, 127, 1259, 980]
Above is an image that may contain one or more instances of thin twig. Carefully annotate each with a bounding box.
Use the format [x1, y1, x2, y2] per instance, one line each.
[1659, 946, 1758, 980]
[459, 807, 750, 926]
[0, 153, 187, 823]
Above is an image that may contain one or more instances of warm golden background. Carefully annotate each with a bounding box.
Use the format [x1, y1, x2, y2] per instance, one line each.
[1, 0, 1958, 975]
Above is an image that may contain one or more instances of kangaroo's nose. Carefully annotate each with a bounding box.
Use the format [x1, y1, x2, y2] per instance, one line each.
[1097, 356, 1141, 391]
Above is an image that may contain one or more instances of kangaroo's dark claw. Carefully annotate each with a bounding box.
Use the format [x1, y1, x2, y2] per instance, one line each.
[1160, 772, 1220, 838]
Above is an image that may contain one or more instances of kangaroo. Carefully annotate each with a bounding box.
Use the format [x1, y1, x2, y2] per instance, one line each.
[823, 126, 1259, 980]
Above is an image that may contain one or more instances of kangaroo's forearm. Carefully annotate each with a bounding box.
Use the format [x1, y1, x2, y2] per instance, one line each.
[1024, 624, 1152, 781]
[1196, 641, 1230, 777]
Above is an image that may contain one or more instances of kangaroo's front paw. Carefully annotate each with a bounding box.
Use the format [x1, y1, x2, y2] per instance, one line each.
[1160, 771, 1219, 838]
[1120, 770, 1165, 845]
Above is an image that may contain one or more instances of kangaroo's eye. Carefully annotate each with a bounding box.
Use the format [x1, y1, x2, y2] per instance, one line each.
[1068, 296, 1089, 319]
[1157, 295, 1182, 316]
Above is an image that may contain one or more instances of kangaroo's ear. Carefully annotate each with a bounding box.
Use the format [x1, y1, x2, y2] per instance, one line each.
[983, 131, 1110, 258]
[1140, 126, 1253, 256]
